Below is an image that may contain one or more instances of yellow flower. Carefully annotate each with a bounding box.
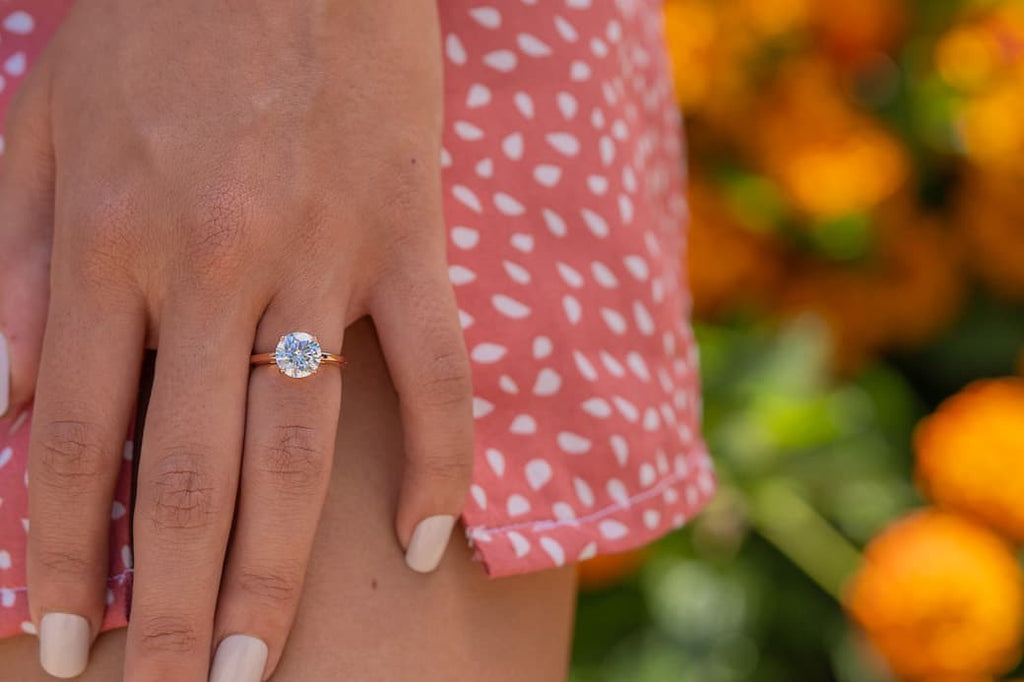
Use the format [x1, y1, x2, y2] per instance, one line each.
[915, 379, 1024, 542]
[846, 510, 1024, 680]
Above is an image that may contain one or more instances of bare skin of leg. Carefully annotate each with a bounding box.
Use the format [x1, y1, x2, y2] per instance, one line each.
[0, 318, 578, 681]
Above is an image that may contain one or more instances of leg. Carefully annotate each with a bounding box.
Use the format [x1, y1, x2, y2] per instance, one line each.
[0, 317, 577, 681]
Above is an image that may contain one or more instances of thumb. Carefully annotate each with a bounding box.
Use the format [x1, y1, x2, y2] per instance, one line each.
[0, 64, 55, 419]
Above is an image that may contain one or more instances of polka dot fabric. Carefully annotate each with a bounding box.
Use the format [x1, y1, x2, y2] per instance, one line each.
[0, 0, 715, 638]
[442, 0, 716, 573]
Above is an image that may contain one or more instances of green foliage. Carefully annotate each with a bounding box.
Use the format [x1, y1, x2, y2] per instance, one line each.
[571, 320, 922, 682]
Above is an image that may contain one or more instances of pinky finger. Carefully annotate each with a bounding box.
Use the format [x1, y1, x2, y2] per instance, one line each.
[0, 63, 56, 418]
[371, 264, 475, 574]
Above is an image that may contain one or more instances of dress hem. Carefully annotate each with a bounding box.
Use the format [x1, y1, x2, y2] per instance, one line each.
[464, 441, 716, 577]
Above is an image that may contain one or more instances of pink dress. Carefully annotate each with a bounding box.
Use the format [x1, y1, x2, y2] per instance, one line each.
[0, 0, 715, 638]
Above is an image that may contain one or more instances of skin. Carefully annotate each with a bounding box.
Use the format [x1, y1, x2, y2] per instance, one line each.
[0, 0, 491, 678]
[0, 319, 579, 681]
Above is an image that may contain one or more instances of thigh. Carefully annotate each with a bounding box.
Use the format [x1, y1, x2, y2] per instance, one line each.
[0, 317, 577, 682]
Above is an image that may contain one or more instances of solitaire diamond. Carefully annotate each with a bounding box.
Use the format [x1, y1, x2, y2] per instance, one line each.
[274, 332, 323, 378]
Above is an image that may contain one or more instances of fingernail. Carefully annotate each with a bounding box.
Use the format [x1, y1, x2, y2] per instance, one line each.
[0, 332, 10, 418]
[210, 634, 268, 682]
[405, 514, 456, 573]
[39, 613, 91, 679]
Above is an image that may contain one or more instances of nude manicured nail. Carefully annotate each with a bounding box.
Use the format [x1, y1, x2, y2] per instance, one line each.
[39, 613, 90, 679]
[0, 332, 10, 418]
[210, 634, 268, 682]
[405, 514, 456, 573]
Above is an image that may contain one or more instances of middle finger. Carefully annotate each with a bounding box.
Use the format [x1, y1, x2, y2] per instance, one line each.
[124, 296, 256, 680]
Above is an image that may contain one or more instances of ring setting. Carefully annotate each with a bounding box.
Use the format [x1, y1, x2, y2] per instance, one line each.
[250, 331, 347, 379]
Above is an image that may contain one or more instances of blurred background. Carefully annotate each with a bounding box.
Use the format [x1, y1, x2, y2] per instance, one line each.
[570, 0, 1024, 680]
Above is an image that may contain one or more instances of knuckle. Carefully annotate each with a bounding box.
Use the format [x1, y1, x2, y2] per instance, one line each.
[379, 228, 423, 264]
[34, 419, 110, 493]
[181, 180, 256, 277]
[236, 564, 302, 607]
[144, 450, 219, 533]
[372, 235, 447, 299]
[372, 161, 445, 263]
[415, 349, 474, 411]
[70, 185, 140, 290]
[34, 547, 95, 582]
[136, 615, 200, 655]
[382, 223, 445, 269]
[251, 424, 329, 495]
[414, 453, 473, 486]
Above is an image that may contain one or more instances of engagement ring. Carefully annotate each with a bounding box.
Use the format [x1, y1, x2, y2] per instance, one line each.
[250, 331, 347, 379]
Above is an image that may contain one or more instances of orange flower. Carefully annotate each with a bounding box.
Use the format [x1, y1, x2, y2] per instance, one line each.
[959, 80, 1024, 166]
[577, 549, 648, 591]
[779, 263, 888, 372]
[736, 0, 809, 38]
[936, 2, 1024, 91]
[663, 0, 719, 110]
[869, 202, 964, 348]
[807, 0, 908, 64]
[663, 0, 813, 135]
[937, 2, 1024, 167]
[685, 180, 785, 319]
[753, 59, 909, 218]
[915, 379, 1024, 542]
[662, 0, 764, 133]
[955, 168, 1024, 300]
[936, 24, 1008, 91]
[846, 510, 1024, 680]
[778, 200, 963, 371]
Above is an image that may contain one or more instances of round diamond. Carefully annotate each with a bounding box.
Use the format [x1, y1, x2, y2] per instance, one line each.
[274, 332, 323, 379]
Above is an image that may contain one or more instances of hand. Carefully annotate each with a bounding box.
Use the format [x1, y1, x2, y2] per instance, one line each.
[0, 0, 474, 679]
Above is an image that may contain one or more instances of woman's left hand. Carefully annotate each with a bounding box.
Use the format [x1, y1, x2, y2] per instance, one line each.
[0, 0, 474, 679]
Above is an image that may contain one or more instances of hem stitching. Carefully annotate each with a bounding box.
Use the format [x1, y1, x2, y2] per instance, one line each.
[465, 443, 712, 538]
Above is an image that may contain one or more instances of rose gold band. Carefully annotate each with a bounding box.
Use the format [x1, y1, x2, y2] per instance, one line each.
[249, 352, 349, 368]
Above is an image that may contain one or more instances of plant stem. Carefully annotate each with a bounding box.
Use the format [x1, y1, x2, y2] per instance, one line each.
[746, 478, 863, 601]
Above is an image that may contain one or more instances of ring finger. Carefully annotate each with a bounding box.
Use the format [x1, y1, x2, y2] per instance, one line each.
[210, 293, 347, 682]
